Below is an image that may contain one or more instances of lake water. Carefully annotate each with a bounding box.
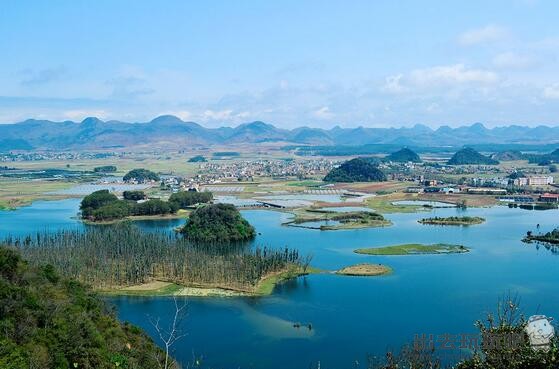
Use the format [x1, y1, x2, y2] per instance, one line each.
[2, 199, 559, 368]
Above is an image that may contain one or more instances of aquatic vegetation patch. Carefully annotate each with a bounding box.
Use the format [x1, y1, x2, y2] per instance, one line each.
[354, 243, 469, 255]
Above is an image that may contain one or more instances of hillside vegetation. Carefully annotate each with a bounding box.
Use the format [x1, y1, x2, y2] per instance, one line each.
[0, 247, 169, 369]
[385, 147, 421, 163]
[122, 168, 160, 183]
[448, 147, 499, 165]
[324, 158, 387, 182]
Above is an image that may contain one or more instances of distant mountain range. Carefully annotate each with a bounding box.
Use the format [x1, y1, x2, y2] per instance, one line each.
[1, 115, 559, 151]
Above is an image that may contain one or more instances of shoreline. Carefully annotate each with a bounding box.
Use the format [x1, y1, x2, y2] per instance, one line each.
[98, 266, 320, 298]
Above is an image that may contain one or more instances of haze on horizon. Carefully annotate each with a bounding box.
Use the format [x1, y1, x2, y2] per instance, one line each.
[1, 0, 559, 129]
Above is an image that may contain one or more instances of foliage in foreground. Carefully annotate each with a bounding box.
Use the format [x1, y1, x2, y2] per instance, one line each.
[368, 295, 559, 369]
[7, 224, 298, 291]
[181, 203, 256, 243]
[0, 247, 170, 369]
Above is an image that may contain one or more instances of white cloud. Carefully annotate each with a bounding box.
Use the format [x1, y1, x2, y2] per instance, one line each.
[162, 110, 193, 121]
[382, 74, 406, 93]
[543, 84, 559, 99]
[492, 52, 534, 68]
[312, 106, 333, 120]
[203, 109, 234, 121]
[459, 25, 509, 45]
[409, 64, 498, 86]
[63, 109, 109, 120]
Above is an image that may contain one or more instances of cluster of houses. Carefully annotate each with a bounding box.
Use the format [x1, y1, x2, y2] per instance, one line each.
[196, 159, 338, 182]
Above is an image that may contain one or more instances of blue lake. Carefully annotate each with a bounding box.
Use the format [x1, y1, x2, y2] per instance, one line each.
[1, 199, 558, 368]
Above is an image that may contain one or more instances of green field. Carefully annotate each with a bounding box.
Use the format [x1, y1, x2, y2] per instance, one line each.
[354, 243, 469, 255]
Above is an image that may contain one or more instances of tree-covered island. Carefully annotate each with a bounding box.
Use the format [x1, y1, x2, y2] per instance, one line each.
[180, 203, 256, 243]
[418, 216, 485, 226]
[523, 227, 559, 244]
[80, 189, 213, 222]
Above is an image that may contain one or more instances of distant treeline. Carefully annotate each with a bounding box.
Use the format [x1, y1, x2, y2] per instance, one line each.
[9, 225, 303, 290]
[93, 165, 117, 172]
[213, 151, 240, 157]
[80, 189, 213, 221]
[123, 168, 160, 182]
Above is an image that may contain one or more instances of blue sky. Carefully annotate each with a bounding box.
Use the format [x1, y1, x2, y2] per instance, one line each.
[1, 0, 559, 128]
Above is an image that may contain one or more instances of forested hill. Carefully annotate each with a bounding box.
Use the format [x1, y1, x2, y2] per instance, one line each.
[0, 246, 170, 369]
[324, 158, 387, 182]
[447, 147, 499, 165]
[385, 147, 421, 162]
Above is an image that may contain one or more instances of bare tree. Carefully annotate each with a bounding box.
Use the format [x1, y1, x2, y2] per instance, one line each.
[150, 297, 188, 369]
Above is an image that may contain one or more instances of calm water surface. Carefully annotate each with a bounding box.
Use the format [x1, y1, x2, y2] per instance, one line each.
[2, 199, 558, 368]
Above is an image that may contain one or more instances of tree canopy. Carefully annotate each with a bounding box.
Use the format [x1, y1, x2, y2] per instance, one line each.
[80, 190, 119, 218]
[169, 191, 213, 209]
[324, 158, 387, 182]
[93, 165, 117, 173]
[123, 190, 146, 201]
[123, 168, 160, 183]
[187, 155, 207, 162]
[181, 203, 256, 243]
[0, 246, 169, 369]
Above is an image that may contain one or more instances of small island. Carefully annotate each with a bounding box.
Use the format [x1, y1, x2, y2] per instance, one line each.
[180, 203, 256, 243]
[285, 208, 391, 230]
[523, 228, 559, 245]
[335, 263, 392, 276]
[354, 243, 469, 255]
[418, 216, 485, 226]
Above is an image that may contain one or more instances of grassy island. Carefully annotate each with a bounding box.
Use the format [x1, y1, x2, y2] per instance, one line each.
[418, 216, 485, 226]
[354, 243, 469, 255]
[285, 208, 391, 230]
[180, 203, 256, 243]
[335, 263, 392, 276]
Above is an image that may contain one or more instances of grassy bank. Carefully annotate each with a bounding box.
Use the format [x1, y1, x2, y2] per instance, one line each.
[418, 216, 485, 226]
[355, 243, 469, 255]
[365, 193, 427, 214]
[99, 265, 318, 297]
[0, 179, 76, 209]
